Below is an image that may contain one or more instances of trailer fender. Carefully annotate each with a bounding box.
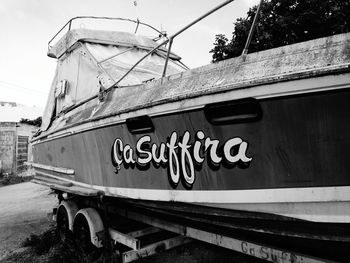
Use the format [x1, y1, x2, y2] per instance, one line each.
[58, 201, 79, 231]
[73, 208, 104, 248]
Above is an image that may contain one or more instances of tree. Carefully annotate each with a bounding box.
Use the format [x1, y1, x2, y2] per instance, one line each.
[20, 117, 42, 127]
[210, 0, 350, 62]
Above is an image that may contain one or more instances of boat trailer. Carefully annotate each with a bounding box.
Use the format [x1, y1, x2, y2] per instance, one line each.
[34, 176, 338, 263]
[108, 206, 331, 263]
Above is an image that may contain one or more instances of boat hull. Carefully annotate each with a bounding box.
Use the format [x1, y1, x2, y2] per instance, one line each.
[32, 85, 350, 223]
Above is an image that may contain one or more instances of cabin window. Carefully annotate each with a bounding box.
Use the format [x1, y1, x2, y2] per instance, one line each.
[47, 41, 185, 121]
[85, 43, 185, 86]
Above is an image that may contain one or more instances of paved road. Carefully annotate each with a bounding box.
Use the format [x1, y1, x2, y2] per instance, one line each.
[0, 182, 57, 260]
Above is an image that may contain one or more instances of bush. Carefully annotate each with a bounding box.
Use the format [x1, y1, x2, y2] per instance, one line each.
[0, 175, 33, 186]
[22, 229, 60, 255]
[21, 228, 108, 263]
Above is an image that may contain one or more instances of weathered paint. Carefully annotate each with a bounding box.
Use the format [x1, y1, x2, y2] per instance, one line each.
[35, 32, 350, 140]
[34, 88, 350, 192]
[0, 129, 15, 173]
[0, 122, 37, 174]
[32, 32, 350, 224]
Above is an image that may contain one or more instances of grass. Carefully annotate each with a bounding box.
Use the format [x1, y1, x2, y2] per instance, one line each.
[1, 224, 263, 263]
[2, 228, 115, 263]
[0, 174, 33, 186]
[22, 228, 60, 255]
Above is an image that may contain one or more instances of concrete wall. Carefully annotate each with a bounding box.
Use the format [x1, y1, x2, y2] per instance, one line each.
[0, 123, 16, 174]
[0, 122, 37, 174]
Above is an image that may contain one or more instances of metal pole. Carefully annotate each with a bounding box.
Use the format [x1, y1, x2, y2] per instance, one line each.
[161, 0, 235, 77]
[113, 40, 170, 87]
[48, 19, 72, 47]
[241, 0, 264, 56]
[162, 38, 173, 77]
[48, 17, 168, 51]
[114, 0, 235, 85]
[98, 47, 134, 64]
[134, 19, 140, 34]
[170, 0, 235, 39]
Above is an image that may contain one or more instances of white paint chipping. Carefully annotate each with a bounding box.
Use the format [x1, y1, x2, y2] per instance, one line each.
[35, 170, 350, 223]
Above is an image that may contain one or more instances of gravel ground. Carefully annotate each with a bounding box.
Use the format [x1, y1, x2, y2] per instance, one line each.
[0, 182, 57, 260]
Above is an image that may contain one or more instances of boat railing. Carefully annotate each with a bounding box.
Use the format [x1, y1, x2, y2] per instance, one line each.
[111, 0, 263, 86]
[47, 16, 168, 51]
[112, 0, 236, 87]
[50, 0, 263, 116]
[49, 0, 239, 88]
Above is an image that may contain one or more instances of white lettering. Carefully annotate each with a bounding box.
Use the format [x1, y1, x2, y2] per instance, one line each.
[167, 132, 180, 185]
[111, 130, 252, 188]
[193, 131, 204, 164]
[136, 136, 152, 164]
[151, 143, 167, 163]
[224, 137, 243, 163]
[238, 141, 252, 163]
[178, 131, 195, 185]
[112, 138, 123, 166]
[204, 138, 222, 165]
[123, 144, 135, 164]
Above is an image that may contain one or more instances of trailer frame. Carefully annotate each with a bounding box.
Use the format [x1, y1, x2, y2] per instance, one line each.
[41, 182, 338, 263]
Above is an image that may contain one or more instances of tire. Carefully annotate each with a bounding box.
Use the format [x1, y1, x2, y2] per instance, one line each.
[73, 213, 96, 253]
[56, 206, 71, 242]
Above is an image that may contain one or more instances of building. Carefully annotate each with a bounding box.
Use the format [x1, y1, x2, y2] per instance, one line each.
[0, 102, 42, 175]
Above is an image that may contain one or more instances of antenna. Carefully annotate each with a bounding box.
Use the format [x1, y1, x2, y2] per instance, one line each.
[132, 0, 140, 33]
[241, 0, 264, 56]
[132, 0, 139, 20]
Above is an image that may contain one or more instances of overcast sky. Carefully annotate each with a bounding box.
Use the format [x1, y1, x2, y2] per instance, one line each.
[0, 0, 259, 111]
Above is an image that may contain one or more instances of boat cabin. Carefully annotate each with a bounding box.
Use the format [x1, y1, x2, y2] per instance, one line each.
[42, 27, 185, 131]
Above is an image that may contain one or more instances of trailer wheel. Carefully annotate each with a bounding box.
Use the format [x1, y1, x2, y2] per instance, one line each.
[73, 208, 104, 251]
[56, 206, 70, 241]
[56, 201, 78, 241]
[74, 213, 95, 252]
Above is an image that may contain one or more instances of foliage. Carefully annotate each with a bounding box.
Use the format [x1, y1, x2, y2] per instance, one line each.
[0, 174, 33, 186]
[19, 116, 42, 127]
[22, 228, 60, 255]
[20, 228, 107, 263]
[210, 0, 350, 62]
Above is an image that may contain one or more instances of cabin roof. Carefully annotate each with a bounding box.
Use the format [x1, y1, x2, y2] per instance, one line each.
[48, 28, 181, 60]
[35, 32, 350, 141]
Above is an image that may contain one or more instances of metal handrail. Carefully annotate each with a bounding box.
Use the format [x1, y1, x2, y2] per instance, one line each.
[49, 1, 235, 87]
[48, 16, 168, 50]
[97, 47, 135, 65]
[161, 0, 235, 77]
[242, 0, 264, 55]
[112, 0, 235, 86]
[49, 0, 236, 117]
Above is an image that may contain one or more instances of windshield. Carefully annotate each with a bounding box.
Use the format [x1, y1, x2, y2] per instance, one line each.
[86, 43, 186, 86]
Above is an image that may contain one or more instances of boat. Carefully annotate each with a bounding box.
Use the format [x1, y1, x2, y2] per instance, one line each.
[30, 7, 350, 261]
